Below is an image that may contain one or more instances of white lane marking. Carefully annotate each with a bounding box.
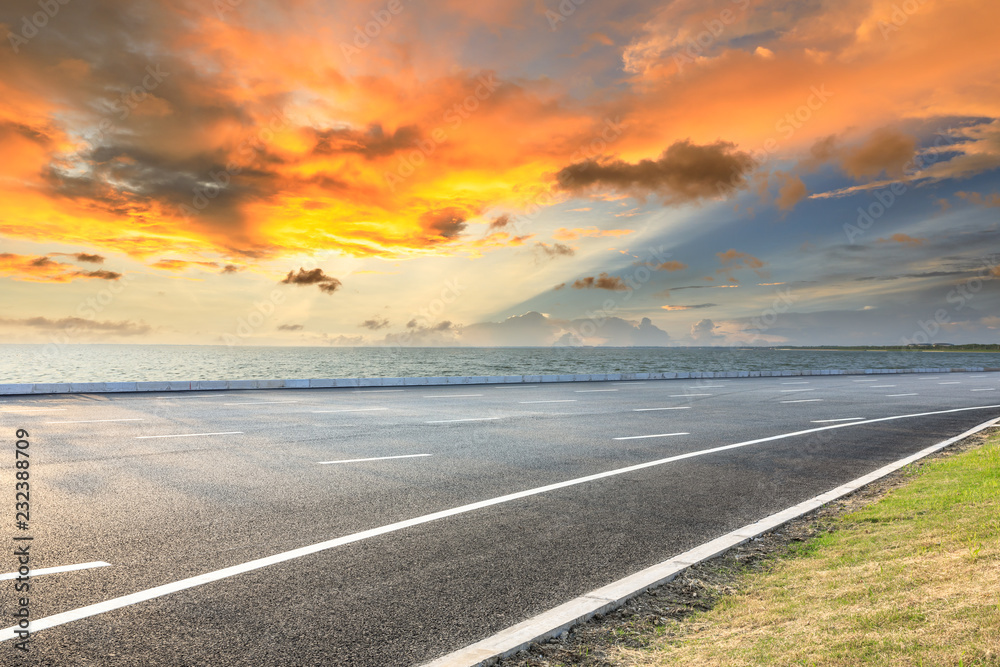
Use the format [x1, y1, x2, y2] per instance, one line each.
[780, 389, 815, 393]
[45, 419, 145, 424]
[633, 407, 691, 412]
[612, 382, 647, 385]
[811, 418, 865, 423]
[318, 454, 432, 465]
[223, 401, 300, 406]
[311, 408, 389, 413]
[135, 432, 243, 439]
[697, 385, 726, 388]
[6, 403, 1000, 644]
[781, 399, 823, 403]
[424, 394, 483, 398]
[613, 432, 689, 441]
[853, 379, 879, 382]
[574, 389, 618, 393]
[968, 375, 989, 378]
[0, 561, 111, 581]
[917, 377, 942, 380]
[425, 416, 1000, 667]
[494, 385, 540, 389]
[519, 400, 577, 404]
[425, 417, 500, 424]
[670, 394, 712, 397]
[886, 393, 918, 397]
[781, 381, 810, 385]
[971, 388, 996, 392]
[939, 382, 961, 385]
[870, 385, 896, 388]
[353, 389, 405, 393]
[0, 408, 68, 413]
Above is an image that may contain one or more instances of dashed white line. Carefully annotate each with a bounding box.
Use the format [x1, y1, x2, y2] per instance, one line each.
[696, 385, 726, 388]
[938, 382, 961, 385]
[613, 432, 689, 441]
[318, 454, 431, 465]
[45, 419, 145, 424]
[0, 408, 68, 413]
[811, 417, 864, 423]
[8, 403, 1000, 644]
[782, 382, 810, 385]
[224, 401, 300, 406]
[311, 408, 389, 413]
[0, 561, 111, 581]
[971, 388, 996, 392]
[853, 379, 879, 382]
[870, 385, 896, 388]
[612, 382, 646, 385]
[425, 417, 500, 424]
[135, 431, 243, 439]
[669, 394, 712, 397]
[633, 407, 691, 412]
[353, 389, 405, 393]
[780, 389, 816, 393]
[886, 393, 918, 397]
[494, 385, 540, 389]
[519, 400, 577, 404]
[574, 389, 618, 393]
[781, 399, 823, 403]
[917, 377, 942, 380]
[424, 394, 483, 398]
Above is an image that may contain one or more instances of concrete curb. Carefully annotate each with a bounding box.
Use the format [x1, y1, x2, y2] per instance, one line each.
[0, 367, 997, 396]
[421, 415, 1000, 667]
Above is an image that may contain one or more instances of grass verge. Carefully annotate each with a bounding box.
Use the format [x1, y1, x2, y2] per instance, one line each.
[502, 428, 1000, 667]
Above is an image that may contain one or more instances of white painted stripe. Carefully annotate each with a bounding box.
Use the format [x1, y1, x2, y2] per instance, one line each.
[613, 432, 689, 441]
[135, 431, 243, 439]
[886, 393, 918, 397]
[781, 399, 823, 403]
[612, 382, 646, 385]
[811, 418, 864, 423]
[353, 389, 405, 393]
[870, 385, 896, 388]
[425, 418, 500, 424]
[519, 400, 577, 404]
[853, 379, 879, 382]
[917, 377, 942, 380]
[780, 389, 815, 393]
[318, 454, 431, 465]
[423, 416, 1000, 667]
[0, 408, 67, 412]
[223, 401, 300, 406]
[633, 407, 691, 412]
[939, 382, 961, 385]
[45, 418, 145, 424]
[0, 561, 111, 581]
[574, 389, 618, 393]
[669, 394, 712, 397]
[493, 385, 540, 389]
[7, 403, 999, 644]
[696, 385, 726, 388]
[311, 408, 389, 413]
[424, 394, 483, 398]
[781, 382, 810, 385]
[971, 388, 996, 392]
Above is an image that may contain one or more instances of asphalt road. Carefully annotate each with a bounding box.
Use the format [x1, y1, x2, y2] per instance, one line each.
[2, 371, 999, 665]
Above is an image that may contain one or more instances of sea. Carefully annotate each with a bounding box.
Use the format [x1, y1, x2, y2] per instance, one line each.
[0, 344, 999, 384]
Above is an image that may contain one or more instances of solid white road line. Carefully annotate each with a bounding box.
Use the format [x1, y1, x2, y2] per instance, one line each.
[971, 388, 996, 392]
[494, 385, 540, 389]
[781, 399, 823, 403]
[0, 561, 111, 581]
[423, 416, 1000, 667]
[918, 377, 942, 380]
[670, 394, 712, 397]
[697, 385, 726, 388]
[781, 382, 810, 385]
[318, 454, 432, 465]
[613, 432, 689, 441]
[519, 400, 577, 404]
[134, 432, 243, 439]
[939, 382, 961, 385]
[45, 419, 145, 424]
[224, 401, 300, 406]
[424, 394, 483, 398]
[633, 407, 691, 412]
[574, 389, 618, 393]
[870, 385, 896, 388]
[886, 393, 918, 397]
[311, 408, 389, 413]
[353, 389, 405, 393]
[853, 379, 879, 382]
[613, 382, 646, 385]
[780, 389, 815, 393]
[811, 418, 864, 423]
[425, 417, 500, 424]
[5, 403, 1000, 644]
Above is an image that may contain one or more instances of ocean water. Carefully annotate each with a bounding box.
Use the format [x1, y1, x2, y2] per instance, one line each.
[0, 345, 998, 384]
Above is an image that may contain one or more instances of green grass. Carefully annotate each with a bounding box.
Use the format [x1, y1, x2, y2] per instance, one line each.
[613, 431, 1000, 666]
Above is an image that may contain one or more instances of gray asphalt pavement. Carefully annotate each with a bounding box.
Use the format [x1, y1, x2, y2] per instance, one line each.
[2, 371, 999, 665]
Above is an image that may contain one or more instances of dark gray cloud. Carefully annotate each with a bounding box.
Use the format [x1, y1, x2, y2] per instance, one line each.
[360, 317, 390, 330]
[280, 268, 342, 294]
[572, 272, 627, 291]
[420, 208, 467, 241]
[311, 123, 420, 159]
[277, 324, 303, 331]
[555, 140, 757, 204]
[535, 242, 575, 259]
[0, 316, 150, 335]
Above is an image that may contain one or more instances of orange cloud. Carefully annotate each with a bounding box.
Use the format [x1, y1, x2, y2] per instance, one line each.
[956, 191, 1000, 207]
[0, 253, 122, 283]
[876, 233, 926, 247]
[552, 227, 634, 241]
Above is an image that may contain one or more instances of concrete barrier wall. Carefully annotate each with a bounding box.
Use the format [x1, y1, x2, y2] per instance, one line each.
[0, 367, 996, 396]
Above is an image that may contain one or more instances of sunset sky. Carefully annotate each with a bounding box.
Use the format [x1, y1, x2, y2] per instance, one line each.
[1, 0, 998, 347]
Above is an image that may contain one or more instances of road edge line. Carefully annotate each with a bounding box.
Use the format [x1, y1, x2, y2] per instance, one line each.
[420, 416, 1000, 667]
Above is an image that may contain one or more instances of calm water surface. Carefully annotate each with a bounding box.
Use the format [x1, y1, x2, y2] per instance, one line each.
[1, 345, 998, 383]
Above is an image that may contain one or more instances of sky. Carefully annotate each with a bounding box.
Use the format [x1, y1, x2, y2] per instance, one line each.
[1, 0, 998, 347]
